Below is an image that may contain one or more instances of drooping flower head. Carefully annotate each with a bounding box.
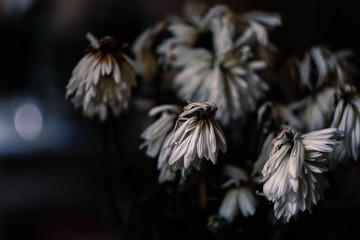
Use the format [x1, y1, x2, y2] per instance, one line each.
[330, 84, 360, 168]
[139, 104, 182, 183]
[169, 11, 273, 125]
[165, 101, 227, 177]
[253, 101, 302, 176]
[218, 165, 256, 222]
[66, 32, 137, 121]
[260, 127, 343, 222]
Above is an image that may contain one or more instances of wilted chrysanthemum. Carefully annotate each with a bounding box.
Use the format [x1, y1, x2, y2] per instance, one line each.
[219, 165, 256, 222]
[139, 104, 182, 183]
[164, 101, 227, 177]
[171, 12, 270, 125]
[66, 33, 137, 121]
[330, 85, 360, 168]
[253, 101, 302, 176]
[260, 127, 343, 221]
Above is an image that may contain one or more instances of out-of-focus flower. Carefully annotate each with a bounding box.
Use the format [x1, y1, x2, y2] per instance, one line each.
[165, 102, 227, 177]
[157, 4, 229, 63]
[330, 85, 360, 168]
[132, 21, 167, 81]
[219, 165, 256, 222]
[140, 104, 182, 157]
[140, 104, 182, 183]
[171, 12, 269, 125]
[260, 128, 343, 222]
[236, 11, 282, 47]
[297, 46, 354, 90]
[289, 87, 335, 132]
[66, 33, 137, 121]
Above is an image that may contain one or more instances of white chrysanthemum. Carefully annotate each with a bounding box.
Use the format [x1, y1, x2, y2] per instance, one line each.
[171, 13, 269, 125]
[289, 87, 335, 132]
[260, 128, 343, 222]
[164, 102, 227, 176]
[330, 85, 360, 168]
[66, 33, 137, 121]
[140, 104, 182, 183]
[297, 46, 353, 89]
[219, 165, 256, 222]
[253, 101, 302, 176]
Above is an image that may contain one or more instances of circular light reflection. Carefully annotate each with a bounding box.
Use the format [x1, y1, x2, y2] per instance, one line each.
[14, 102, 43, 141]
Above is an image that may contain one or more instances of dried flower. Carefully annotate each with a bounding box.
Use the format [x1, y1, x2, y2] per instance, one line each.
[253, 101, 302, 176]
[165, 101, 227, 177]
[66, 33, 137, 121]
[330, 85, 360, 168]
[171, 12, 269, 125]
[260, 128, 343, 221]
[219, 165, 256, 222]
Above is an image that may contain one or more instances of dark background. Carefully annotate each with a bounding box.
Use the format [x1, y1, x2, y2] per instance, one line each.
[0, 0, 360, 239]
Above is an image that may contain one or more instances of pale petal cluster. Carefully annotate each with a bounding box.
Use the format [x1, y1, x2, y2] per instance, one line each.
[140, 104, 182, 183]
[330, 85, 360, 168]
[219, 165, 256, 222]
[291, 87, 335, 131]
[297, 46, 353, 89]
[170, 30, 269, 124]
[157, 4, 229, 63]
[253, 101, 302, 176]
[164, 102, 227, 176]
[260, 128, 343, 221]
[140, 104, 182, 158]
[151, 3, 280, 125]
[66, 33, 136, 121]
[132, 21, 167, 81]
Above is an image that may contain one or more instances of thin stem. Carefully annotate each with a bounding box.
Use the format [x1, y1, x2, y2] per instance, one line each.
[101, 120, 125, 239]
[199, 165, 207, 210]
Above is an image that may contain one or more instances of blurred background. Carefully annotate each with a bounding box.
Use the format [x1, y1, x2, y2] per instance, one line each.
[0, 0, 360, 239]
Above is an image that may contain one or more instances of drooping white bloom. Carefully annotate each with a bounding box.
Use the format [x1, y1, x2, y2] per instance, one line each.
[330, 85, 360, 168]
[171, 13, 269, 125]
[219, 165, 256, 222]
[139, 104, 182, 183]
[66, 33, 137, 121]
[289, 87, 335, 132]
[253, 101, 302, 176]
[260, 128, 343, 222]
[165, 102, 227, 177]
